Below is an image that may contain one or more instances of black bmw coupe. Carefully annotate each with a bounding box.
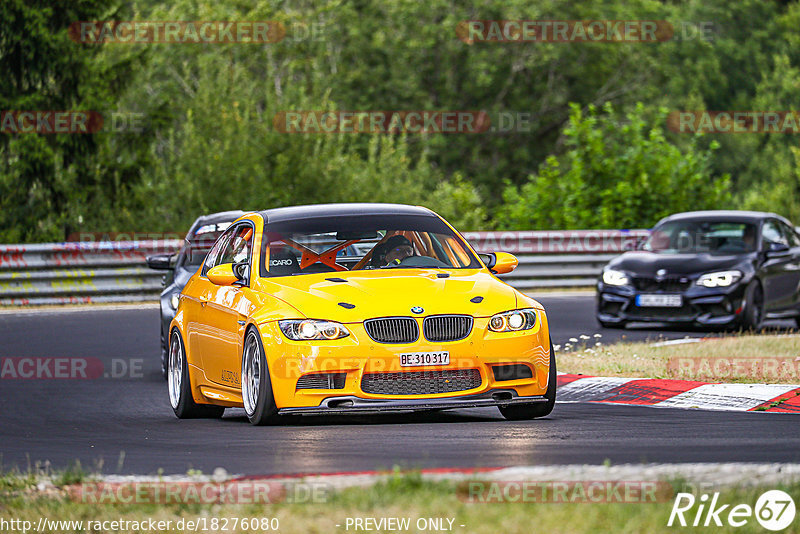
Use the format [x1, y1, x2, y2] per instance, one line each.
[596, 211, 800, 329]
[146, 210, 245, 377]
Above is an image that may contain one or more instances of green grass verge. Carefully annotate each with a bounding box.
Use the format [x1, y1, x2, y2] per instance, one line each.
[558, 333, 800, 383]
[2, 469, 800, 533]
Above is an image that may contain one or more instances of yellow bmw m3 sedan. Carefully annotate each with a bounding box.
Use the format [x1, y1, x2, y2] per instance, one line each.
[167, 203, 555, 425]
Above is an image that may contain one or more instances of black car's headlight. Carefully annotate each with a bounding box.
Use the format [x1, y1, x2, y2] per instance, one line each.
[696, 270, 743, 288]
[170, 293, 181, 310]
[602, 269, 629, 286]
[279, 319, 350, 340]
[488, 309, 537, 332]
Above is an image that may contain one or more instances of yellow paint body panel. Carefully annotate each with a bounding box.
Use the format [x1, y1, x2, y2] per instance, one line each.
[170, 210, 552, 412]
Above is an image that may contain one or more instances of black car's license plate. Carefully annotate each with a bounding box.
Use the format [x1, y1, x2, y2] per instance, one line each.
[636, 294, 682, 307]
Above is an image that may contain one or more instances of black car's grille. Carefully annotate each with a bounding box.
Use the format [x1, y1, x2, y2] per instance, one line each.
[626, 305, 695, 319]
[423, 315, 473, 342]
[364, 317, 419, 343]
[361, 369, 482, 395]
[296, 372, 347, 390]
[632, 276, 691, 292]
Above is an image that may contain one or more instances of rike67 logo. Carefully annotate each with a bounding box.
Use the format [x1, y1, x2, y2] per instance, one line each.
[668, 490, 796, 531]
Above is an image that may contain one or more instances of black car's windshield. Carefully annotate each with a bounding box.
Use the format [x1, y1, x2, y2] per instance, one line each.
[260, 214, 481, 277]
[180, 222, 232, 269]
[642, 220, 757, 255]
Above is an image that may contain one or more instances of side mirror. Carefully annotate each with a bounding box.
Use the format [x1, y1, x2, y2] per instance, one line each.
[478, 253, 496, 269]
[766, 241, 791, 258]
[481, 252, 518, 275]
[207, 263, 241, 286]
[146, 253, 174, 270]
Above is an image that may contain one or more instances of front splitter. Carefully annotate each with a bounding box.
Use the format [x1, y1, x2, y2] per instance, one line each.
[278, 389, 548, 416]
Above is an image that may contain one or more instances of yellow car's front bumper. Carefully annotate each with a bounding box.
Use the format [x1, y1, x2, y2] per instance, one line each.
[259, 315, 552, 413]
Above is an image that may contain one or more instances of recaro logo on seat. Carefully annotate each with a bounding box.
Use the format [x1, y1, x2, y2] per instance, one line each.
[270, 259, 294, 266]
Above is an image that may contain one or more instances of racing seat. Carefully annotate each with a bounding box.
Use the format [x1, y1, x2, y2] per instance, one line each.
[267, 247, 301, 276]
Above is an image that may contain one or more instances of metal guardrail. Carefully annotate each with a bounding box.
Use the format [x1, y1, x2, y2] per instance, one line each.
[0, 230, 648, 305]
[0, 241, 181, 305]
[462, 230, 649, 289]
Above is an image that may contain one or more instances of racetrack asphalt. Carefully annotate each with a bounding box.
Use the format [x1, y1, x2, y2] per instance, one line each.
[1, 295, 798, 475]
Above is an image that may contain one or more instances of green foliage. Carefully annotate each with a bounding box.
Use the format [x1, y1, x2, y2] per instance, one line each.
[739, 146, 800, 222]
[4, 0, 800, 241]
[0, 0, 140, 242]
[499, 104, 731, 229]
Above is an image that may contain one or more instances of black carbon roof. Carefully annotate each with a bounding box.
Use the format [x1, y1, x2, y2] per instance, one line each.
[259, 203, 435, 224]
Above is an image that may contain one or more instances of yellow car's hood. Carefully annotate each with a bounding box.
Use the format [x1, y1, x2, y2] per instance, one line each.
[254, 269, 520, 322]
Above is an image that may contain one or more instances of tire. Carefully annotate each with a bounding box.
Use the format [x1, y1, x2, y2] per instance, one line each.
[499, 340, 557, 420]
[241, 328, 280, 426]
[740, 281, 764, 331]
[168, 329, 225, 419]
[160, 332, 168, 380]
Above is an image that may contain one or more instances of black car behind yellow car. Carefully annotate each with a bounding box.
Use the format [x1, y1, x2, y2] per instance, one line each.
[597, 211, 800, 329]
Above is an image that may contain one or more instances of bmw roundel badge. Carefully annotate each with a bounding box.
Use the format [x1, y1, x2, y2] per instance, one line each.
[411, 306, 424, 314]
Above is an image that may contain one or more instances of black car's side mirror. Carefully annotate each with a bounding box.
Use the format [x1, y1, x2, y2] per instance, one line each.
[765, 241, 791, 258]
[146, 253, 174, 270]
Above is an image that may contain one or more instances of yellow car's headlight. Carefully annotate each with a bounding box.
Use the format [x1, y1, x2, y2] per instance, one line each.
[602, 269, 629, 286]
[488, 309, 537, 332]
[279, 319, 350, 340]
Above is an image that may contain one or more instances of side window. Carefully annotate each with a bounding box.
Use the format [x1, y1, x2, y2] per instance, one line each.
[201, 228, 235, 277]
[218, 225, 254, 266]
[762, 221, 787, 247]
[779, 222, 800, 248]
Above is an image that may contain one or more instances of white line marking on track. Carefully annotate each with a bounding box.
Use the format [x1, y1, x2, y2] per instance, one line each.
[656, 383, 799, 411]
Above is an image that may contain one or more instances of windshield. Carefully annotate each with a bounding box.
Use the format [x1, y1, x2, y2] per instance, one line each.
[180, 222, 233, 269]
[259, 214, 481, 277]
[642, 220, 757, 255]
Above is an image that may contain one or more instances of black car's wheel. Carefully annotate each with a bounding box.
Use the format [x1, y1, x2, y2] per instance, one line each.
[160, 331, 168, 380]
[168, 329, 225, 419]
[499, 340, 556, 420]
[241, 328, 280, 426]
[741, 281, 764, 331]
